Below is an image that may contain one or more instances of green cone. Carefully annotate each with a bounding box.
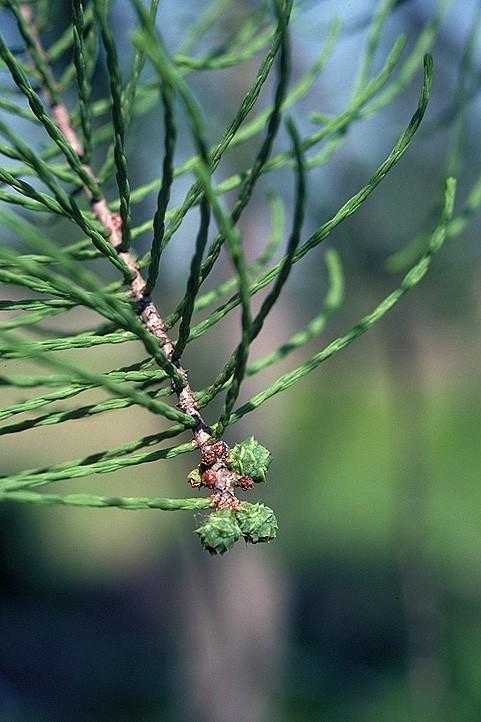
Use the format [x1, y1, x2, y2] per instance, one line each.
[195, 510, 242, 555]
[236, 502, 278, 544]
[228, 436, 272, 483]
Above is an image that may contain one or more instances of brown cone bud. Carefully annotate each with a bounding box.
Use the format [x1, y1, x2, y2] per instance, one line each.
[201, 468, 217, 488]
[210, 441, 229, 461]
[237, 475, 254, 490]
[201, 447, 216, 467]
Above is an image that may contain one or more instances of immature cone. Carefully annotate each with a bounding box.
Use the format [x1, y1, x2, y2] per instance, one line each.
[236, 475, 255, 490]
[195, 510, 242, 555]
[201, 468, 217, 488]
[187, 468, 202, 488]
[236, 502, 278, 544]
[200, 446, 216, 467]
[228, 436, 272, 483]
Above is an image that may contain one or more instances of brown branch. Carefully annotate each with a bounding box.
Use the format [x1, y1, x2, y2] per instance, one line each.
[18, 3, 247, 510]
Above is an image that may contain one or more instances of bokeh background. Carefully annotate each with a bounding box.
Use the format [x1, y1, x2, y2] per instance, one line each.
[0, 1, 480, 720]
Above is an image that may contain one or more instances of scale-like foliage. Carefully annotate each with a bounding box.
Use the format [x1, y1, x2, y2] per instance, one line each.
[0, 0, 476, 553]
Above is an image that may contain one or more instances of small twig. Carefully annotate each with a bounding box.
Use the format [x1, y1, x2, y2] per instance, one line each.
[18, 2, 242, 509]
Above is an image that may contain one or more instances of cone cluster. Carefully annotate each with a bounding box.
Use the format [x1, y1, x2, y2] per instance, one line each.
[195, 502, 278, 555]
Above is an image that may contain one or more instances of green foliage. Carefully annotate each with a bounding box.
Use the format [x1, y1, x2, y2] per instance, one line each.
[0, 0, 475, 553]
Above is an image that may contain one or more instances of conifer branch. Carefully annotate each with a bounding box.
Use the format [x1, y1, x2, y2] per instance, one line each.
[0, 0, 471, 554]
[15, 1, 232, 499]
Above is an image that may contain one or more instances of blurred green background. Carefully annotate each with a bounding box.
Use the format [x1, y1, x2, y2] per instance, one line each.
[0, 1, 480, 720]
